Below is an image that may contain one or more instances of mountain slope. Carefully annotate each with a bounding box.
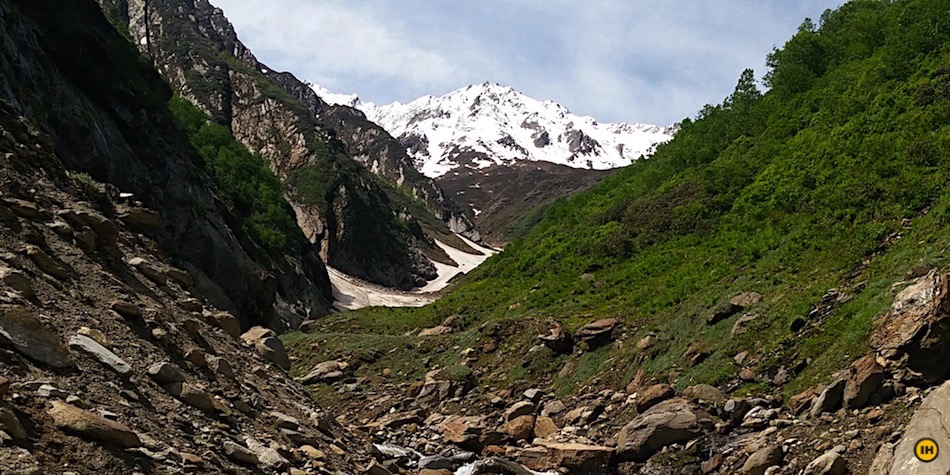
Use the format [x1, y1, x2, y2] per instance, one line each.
[1, 0, 333, 328]
[0, 1, 371, 472]
[315, 82, 673, 244]
[314, 0, 950, 423]
[97, 0, 475, 289]
[359, 82, 676, 178]
[293, 1, 950, 471]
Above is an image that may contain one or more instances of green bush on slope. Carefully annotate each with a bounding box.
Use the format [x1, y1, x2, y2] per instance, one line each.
[168, 96, 301, 255]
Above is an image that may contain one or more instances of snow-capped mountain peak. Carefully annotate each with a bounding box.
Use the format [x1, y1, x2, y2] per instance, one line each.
[311, 82, 675, 178]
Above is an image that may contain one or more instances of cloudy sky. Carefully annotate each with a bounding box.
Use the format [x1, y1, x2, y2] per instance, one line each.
[213, 1, 844, 125]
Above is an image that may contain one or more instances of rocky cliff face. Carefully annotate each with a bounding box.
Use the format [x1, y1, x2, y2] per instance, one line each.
[97, 0, 474, 289]
[0, 2, 381, 472]
[0, 0, 332, 329]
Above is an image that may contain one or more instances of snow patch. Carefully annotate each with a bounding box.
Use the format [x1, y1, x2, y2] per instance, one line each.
[327, 235, 498, 310]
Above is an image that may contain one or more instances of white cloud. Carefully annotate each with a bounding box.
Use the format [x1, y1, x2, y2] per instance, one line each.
[212, 0, 843, 125]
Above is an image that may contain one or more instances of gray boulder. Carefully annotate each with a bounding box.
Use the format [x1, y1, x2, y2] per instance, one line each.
[616, 398, 713, 462]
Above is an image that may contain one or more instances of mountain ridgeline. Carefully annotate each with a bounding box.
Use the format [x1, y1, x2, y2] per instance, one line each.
[96, 0, 478, 290]
[322, 0, 950, 427]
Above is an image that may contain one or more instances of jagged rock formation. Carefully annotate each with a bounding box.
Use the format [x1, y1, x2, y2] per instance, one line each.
[270, 74, 480, 242]
[0, 0, 332, 329]
[97, 0, 478, 289]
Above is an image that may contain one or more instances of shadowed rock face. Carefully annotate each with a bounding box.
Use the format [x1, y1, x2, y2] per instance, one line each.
[95, 0, 475, 290]
[0, 0, 334, 328]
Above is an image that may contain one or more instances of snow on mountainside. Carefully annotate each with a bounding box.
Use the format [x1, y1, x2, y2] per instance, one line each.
[313, 82, 676, 178]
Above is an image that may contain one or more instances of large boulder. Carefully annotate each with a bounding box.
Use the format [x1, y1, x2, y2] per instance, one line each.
[0, 306, 73, 368]
[48, 401, 140, 448]
[518, 441, 614, 473]
[241, 326, 290, 371]
[297, 361, 347, 385]
[575, 318, 617, 348]
[803, 450, 847, 475]
[616, 398, 713, 462]
[810, 379, 846, 417]
[877, 380, 950, 474]
[871, 270, 950, 382]
[741, 445, 783, 475]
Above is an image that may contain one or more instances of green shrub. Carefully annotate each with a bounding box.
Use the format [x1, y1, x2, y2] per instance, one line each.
[168, 96, 299, 254]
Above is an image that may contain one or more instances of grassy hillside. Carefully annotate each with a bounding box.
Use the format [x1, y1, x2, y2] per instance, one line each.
[288, 0, 950, 398]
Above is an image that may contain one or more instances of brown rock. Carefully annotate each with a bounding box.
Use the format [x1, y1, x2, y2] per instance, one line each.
[24, 245, 69, 280]
[297, 360, 346, 384]
[637, 384, 674, 412]
[223, 440, 259, 466]
[118, 206, 164, 235]
[739, 368, 757, 381]
[148, 362, 186, 384]
[742, 445, 783, 475]
[211, 312, 241, 338]
[871, 269, 950, 382]
[731, 313, 759, 336]
[575, 318, 617, 347]
[682, 384, 725, 404]
[625, 369, 647, 395]
[0, 405, 27, 440]
[843, 354, 885, 409]
[684, 341, 711, 367]
[3, 198, 39, 218]
[730, 292, 764, 307]
[0, 376, 9, 398]
[505, 401, 534, 421]
[110, 300, 142, 319]
[48, 401, 140, 448]
[502, 415, 535, 442]
[128, 258, 167, 286]
[803, 450, 847, 475]
[0, 305, 73, 368]
[0, 267, 33, 299]
[520, 441, 614, 473]
[299, 445, 326, 461]
[533, 416, 558, 439]
[163, 383, 222, 413]
[789, 387, 819, 415]
[878, 379, 950, 474]
[419, 470, 452, 475]
[538, 320, 572, 354]
[702, 453, 724, 474]
[241, 326, 290, 371]
[810, 379, 846, 417]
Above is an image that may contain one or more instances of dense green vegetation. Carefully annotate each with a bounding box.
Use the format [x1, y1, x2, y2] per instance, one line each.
[169, 97, 301, 254]
[291, 0, 950, 398]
